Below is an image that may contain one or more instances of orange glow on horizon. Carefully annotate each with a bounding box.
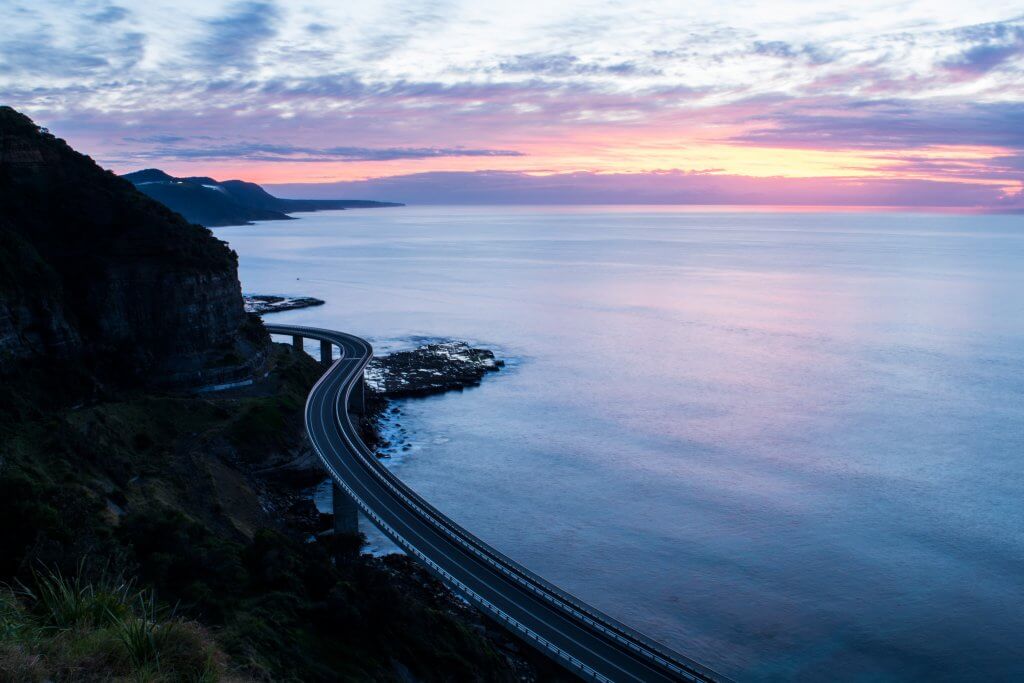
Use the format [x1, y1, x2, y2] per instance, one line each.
[128, 139, 1022, 197]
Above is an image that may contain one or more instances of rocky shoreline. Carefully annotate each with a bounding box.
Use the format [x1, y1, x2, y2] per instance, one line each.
[268, 336, 506, 516]
[244, 294, 324, 315]
[267, 340, 565, 679]
[366, 341, 504, 397]
[215, 343, 567, 679]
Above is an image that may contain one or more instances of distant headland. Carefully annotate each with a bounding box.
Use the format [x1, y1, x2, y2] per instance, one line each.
[122, 168, 403, 227]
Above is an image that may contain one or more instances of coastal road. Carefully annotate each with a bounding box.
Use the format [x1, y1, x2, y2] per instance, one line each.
[266, 324, 728, 683]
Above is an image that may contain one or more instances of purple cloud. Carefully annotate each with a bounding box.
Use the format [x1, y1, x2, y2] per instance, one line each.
[498, 53, 658, 76]
[0, 24, 144, 77]
[119, 141, 525, 163]
[2, 2, 1021, 209]
[944, 19, 1024, 74]
[751, 41, 835, 65]
[732, 99, 1024, 150]
[190, 1, 281, 68]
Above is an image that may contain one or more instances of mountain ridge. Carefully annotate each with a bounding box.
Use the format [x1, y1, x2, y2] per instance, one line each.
[122, 168, 403, 227]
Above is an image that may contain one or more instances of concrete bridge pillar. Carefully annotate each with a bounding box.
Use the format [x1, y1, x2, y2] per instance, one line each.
[348, 375, 366, 415]
[332, 482, 358, 534]
[292, 334, 303, 352]
[320, 340, 333, 366]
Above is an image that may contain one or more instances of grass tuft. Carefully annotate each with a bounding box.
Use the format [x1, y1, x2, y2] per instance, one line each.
[112, 593, 165, 670]
[18, 562, 134, 631]
[1, 565, 225, 681]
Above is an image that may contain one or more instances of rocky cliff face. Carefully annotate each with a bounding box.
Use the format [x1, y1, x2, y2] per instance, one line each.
[0, 106, 267, 389]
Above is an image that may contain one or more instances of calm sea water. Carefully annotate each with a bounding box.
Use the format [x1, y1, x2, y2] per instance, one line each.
[217, 206, 1024, 681]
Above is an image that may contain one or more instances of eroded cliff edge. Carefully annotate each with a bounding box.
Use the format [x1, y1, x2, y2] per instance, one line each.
[0, 106, 266, 389]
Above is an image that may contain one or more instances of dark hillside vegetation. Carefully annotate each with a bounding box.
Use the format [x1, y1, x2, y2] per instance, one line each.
[0, 344, 547, 681]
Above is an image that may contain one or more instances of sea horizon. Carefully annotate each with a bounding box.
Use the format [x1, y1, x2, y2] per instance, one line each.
[261, 201, 1024, 215]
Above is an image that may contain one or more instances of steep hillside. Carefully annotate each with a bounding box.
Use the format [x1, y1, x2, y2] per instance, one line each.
[0, 344, 554, 681]
[0, 107, 267, 389]
[128, 177, 293, 226]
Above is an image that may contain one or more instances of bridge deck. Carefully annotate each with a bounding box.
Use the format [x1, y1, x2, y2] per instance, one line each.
[266, 324, 727, 683]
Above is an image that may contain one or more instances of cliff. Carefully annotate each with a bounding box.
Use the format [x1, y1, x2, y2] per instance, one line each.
[0, 106, 267, 389]
[122, 168, 403, 227]
[0, 107, 561, 681]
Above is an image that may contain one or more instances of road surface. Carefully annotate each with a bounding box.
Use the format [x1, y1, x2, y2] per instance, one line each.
[265, 323, 728, 683]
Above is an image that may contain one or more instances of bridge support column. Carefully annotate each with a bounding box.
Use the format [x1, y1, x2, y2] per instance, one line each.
[292, 334, 303, 352]
[320, 340, 333, 366]
[348, 375, 366, 415]
[332, 482, 358, 534]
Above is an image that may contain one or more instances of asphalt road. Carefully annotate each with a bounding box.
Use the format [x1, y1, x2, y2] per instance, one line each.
[266, 324, 728, 683]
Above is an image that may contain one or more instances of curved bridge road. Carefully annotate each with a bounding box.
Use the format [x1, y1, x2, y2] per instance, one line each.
[266, 324, 727, 683]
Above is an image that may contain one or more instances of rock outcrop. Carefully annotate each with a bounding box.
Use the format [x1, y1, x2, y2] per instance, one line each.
[365, 341, 504, 397]
[0, 106, 267, 389]
[244, 294, 325, 315]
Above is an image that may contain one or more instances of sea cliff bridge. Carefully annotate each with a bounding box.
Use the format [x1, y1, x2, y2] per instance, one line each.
[266, 324, 727, 683]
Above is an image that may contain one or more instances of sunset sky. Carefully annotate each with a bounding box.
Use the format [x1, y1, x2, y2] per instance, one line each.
[2, 1, 1023, 206]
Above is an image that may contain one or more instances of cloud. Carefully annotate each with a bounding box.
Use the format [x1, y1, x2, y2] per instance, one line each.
[317, 146, 525, 162]
[751, 41, 835, 65]
[943, 18, 1024, 74]
[253, 73, 367, 98]
[0, 38, 108, 77]
[87, 5, 129, 24]
[732, 99, 1024, 150]
[1, 0, 1022, 209]
[994, 153, 1024, 170]
[305, 22, 332, 35]
[123, 134, 207, 144]
[191, 1, 281, 68]
[498, 52, 657, 77]
[0, 25, 144, 78]
[947, 42, 1023, 73]
[122, 141, 525, 163]
[849, 151, 1024, 183]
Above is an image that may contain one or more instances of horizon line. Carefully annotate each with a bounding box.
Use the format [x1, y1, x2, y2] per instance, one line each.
[270, 202, 1024, 215]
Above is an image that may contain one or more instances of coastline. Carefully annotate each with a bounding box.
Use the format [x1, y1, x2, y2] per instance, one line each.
[298, 336, 574, 678]
[310, 336, 507, 515]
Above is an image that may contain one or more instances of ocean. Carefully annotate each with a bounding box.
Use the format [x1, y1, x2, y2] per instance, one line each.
[217, 206, 1024, 681]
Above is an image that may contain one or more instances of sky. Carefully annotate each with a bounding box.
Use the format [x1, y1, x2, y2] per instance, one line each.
[2, 0, 1024, 207]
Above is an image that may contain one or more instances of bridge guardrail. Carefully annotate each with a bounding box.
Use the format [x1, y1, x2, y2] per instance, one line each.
[266, 324, 725, 683]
